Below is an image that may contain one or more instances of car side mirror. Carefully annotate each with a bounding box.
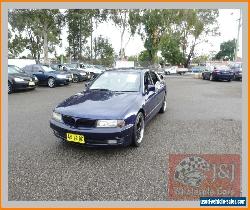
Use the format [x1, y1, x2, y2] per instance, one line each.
[147, 84, 155, 92]
[160, 74, 164, 80]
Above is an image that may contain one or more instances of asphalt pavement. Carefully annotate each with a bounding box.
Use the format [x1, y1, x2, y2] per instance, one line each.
[8, 76, 242, 201]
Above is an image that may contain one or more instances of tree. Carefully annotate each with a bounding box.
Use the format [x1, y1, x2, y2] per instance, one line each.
[160, 34, 184, 65]
[93, 36, 115, 67]
[138, 50, 151, 67]
[132, 9, 219, 67]
[192, 55, 209, 64]
[214, 39, 236, 61]
[66, 9, 107, 62]
[9, 9, 64, 64]
[107, 9, 140, 60]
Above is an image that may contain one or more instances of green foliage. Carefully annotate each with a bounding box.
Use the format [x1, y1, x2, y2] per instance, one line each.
[131, 9, 219, 67]
[93, 36, 115, 67]
[138, 50, 151, 67]
[8, 9, 63, 62]
[160, 34, 184, 65]
[66, 9, 107, 61]
[192, 55, 209, 64]
[214, 39, 236, 61]
[127, 55, 138, 62]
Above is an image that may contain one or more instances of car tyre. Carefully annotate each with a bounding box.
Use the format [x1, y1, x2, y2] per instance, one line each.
[73, 75, 79, 83]
[209, 74, 214, 81]
[132, 112, 145, 147]
[8, 82, 12, 94]
[48, 77, 55, 88]
[202, 74, 205, 80]
[159, 96, 167, 113]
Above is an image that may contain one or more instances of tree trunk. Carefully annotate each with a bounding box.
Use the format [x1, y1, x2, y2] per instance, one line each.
[43, 29, 49, 65]
[184, 44, 195, 68]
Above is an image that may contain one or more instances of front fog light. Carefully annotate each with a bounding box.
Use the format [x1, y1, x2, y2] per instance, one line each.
[107, 140, 117, 144]
[52, 112, 62, 122]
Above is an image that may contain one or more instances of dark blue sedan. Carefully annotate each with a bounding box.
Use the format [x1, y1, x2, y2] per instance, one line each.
[50, 69, 167, 147]
[22, 64, 72, 88]
[202, 65, 233, 82]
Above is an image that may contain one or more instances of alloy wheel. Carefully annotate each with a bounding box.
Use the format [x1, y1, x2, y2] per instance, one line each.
[135, 114, 144, 144]
[48, 78, 55, 88]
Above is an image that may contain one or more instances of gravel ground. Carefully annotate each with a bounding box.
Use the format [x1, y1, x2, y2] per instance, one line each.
[8, 76, 242, 201]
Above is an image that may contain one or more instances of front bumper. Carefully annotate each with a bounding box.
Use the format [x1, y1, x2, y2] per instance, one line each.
[50, 119, 134, 147]
[213, 74, 232, 81]
[55, 77, 71, 85]
[13, 80, 38, 90]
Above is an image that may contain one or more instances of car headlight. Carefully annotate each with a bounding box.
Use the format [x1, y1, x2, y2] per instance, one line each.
[52, 112, 62, 122]
[56, 74, 67, 79]
[96, 120, 125, 128]
[34, 76, 38, 80]
[14, 78, 24, 82]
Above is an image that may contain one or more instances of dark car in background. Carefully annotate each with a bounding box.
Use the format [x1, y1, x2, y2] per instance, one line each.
[229, 62, 242, 81]
[191, 66, 205, 73]
[22, 64, 72, 88]
[52, 64, 90, 82]
[65, 63, 104, 80]
[50, 69, 167, 147]
[8, 65, 38, 94]
[202, 65, 233, 82]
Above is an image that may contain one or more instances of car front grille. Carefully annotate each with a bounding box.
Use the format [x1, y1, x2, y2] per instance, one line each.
[62, 115, 96, 128]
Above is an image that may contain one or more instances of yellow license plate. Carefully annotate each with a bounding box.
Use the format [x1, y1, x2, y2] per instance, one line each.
[66, 133, 85, 144]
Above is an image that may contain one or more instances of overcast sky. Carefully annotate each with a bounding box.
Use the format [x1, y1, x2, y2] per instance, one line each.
[54, 9, 242, 59]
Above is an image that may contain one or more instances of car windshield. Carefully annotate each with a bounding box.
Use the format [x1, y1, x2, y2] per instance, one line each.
[8, 66, 21, 74]
[89, 71, 141, 92]
[42, 66, 55, 72]
[215, 65, 230, 71]
[65, 63, 78, 68]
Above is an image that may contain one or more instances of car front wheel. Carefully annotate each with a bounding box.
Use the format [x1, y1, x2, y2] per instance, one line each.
[8, 82, 12, 94]
[209, 74, 214, 81]
[48, 77, 55, 88]
[159, 96, 167, 113]
[132, 112, 145, 147]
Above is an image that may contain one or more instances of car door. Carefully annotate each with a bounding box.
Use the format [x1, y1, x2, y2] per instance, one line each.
[149, 71, 165, 107]
[32, 65, 46, 84]
[143, 71, 158, 122]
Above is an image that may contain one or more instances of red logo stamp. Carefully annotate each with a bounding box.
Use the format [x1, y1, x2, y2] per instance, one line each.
[168, 154, 241, 200]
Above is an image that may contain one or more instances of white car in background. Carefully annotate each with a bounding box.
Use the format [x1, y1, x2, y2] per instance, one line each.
[176, 67, 188, 75]
[164, 66, 178, 75]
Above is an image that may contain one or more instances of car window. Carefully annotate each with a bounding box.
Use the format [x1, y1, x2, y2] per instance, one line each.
[8, 66, 20, 74]
[89, 71, 141, 92]
[33, 65, 41, 72]
[41, 65, 55, 72]
[150, 71, 160, 84]
[144, 72, 153, 86]
[23, 65, 33, 72]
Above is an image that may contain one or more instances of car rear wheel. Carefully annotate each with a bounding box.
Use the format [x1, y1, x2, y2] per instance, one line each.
[209, 74, 214, 81]
[159, 96, 167, 113]
[202, 74, 205, 80]
[73, 75, 79, 83]
[132, 112, 145, 147]
[8, 82, 12, 94]
[48, 77, 55, 88]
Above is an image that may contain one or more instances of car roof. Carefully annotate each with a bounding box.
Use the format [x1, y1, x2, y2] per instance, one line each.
[108, 68, 151, 73]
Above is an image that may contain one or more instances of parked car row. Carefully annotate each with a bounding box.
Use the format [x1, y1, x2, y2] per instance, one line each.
[163, 62, 242, 82]
[8, 63, 107, 94]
